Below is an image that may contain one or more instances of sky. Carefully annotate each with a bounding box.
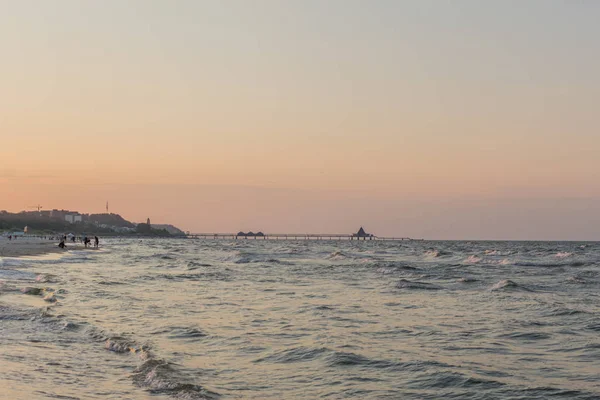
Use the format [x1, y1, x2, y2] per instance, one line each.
[1, 0, 599, 239]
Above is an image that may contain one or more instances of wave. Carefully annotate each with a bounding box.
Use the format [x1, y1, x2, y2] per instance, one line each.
[149, 272, 231, 282]
[566, 276, 586, 284]
[105, 336, 146, 354]
[424, 249, 452, 258]
[544, 307, 590, 317]
[36, 273, 59, 283]
[396, 279, 443, 290]
[489, 279, 532, 292]
[233, 254, 293, 265]
[132, 358, 219, 399]
[186, 262, 212, 270]
[87, 327, 218, 399]
[555, 252, 573, 258]
[165, 326, 208, 340]
[409, 371, 505, 390]
[136, 253, 177, 262]
[585, 322, 600, 332]
[514, 386, 600, 400]
[254, 346, 450, 373]
[19, 286, 60, 303]
[483, 249, 515, 256]
[498, 331, 551, 341]
[0, 303, 45, 321]
[375, 262, 419, 275]
[424, 249, 440, 258]
[465, 255, 482, 264]
[255, 346, 328, 363]
[98, 280, 129, 286]
[514, 260, 588, 268]
[375, 262, 418, 271]
[327, 251, 350, 261]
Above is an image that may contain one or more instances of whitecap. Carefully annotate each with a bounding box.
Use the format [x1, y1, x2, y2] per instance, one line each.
[555, 252, 572, 258]
[466, 255, 482, 264]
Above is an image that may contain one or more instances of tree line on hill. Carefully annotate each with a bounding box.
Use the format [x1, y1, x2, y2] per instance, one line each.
[0, 210, 182, 236]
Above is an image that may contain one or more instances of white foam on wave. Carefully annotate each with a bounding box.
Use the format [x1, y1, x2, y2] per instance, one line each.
[424, 250, 439, 258]
[465, 255, 482, 264]
[489, 279, 517, 291]
[555, 252, 572, 258]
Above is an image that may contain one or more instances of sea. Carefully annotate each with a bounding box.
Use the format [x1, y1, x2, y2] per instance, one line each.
[1, 239, 599, 399]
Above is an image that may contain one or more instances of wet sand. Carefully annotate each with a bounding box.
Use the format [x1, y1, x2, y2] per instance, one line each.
[0, 238, 88, 257]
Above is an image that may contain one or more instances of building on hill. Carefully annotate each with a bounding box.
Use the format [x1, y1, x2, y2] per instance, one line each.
[87, 213, 135, 228]
[65, 214, 82, 224]
[51, 209, 79, 221]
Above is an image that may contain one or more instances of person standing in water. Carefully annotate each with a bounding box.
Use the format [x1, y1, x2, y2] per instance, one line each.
[94, 236, 99, 248]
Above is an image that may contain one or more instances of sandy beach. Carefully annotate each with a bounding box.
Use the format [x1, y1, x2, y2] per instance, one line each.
[0, 238, 71, 257]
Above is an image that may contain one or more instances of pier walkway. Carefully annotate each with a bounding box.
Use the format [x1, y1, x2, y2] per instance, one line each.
[186, 233, 417, 241]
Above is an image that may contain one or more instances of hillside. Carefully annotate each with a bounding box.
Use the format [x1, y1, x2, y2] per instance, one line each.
[151, 224, 185, 235]
[0, 210, 180, 236]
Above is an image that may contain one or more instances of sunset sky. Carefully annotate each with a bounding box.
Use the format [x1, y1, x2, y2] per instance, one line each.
[1, 1, 599, 239]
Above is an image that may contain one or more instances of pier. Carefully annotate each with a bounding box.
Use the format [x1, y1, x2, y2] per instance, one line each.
[186, 233, 417, 241]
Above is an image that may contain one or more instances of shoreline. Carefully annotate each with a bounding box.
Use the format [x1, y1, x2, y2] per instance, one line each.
[0, 238, 75, 258]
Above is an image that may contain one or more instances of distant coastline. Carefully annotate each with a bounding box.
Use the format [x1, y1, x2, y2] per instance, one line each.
[0, 209, 185, 237]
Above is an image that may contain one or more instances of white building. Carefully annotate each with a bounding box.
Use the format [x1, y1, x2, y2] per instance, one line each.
[65, 214, 83, 224]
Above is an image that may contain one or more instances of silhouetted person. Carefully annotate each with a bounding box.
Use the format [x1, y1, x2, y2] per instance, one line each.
[84, 236, 90, 248]
[94, 236, 99, 248]
[58, 239, 66, 249]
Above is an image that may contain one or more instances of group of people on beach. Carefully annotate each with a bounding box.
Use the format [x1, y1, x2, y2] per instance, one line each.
[58, 235, 99, 249]
[84, 236, 99, 248]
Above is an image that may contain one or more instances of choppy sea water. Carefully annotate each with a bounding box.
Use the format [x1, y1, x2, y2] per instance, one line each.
[1, 239, 600, 399]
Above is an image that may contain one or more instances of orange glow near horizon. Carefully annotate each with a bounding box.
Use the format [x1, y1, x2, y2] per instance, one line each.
[1, 1, 599, 239]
